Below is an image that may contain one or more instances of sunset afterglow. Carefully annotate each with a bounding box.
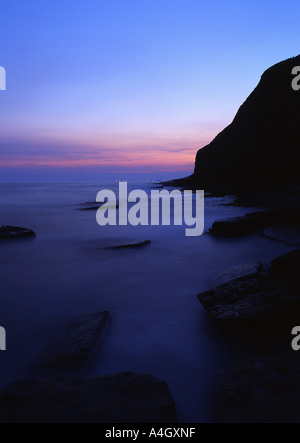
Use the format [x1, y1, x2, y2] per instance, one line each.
[0, 0, 299, 181]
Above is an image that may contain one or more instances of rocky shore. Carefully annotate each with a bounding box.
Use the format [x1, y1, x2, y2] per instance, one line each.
[2, 53, 300, 423]
[197, 207, 300, 422]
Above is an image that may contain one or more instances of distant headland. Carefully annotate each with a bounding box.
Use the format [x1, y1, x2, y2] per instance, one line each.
[168, 55, 300, 190]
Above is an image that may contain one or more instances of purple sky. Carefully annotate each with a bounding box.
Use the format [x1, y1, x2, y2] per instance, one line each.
[0, 0, 299, 181]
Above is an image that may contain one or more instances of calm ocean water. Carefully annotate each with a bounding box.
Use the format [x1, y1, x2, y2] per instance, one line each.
[0, 182, 294, 422]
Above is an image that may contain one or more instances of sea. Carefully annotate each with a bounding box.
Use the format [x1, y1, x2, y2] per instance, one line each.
[0, 181, 294, 422]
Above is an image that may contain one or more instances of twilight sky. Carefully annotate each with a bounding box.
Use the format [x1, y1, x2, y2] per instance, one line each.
[0, 0, 299, 182]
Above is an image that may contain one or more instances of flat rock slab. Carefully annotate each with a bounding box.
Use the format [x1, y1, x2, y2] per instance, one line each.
[0, 373, 178, 423]
[209, 208, 300, 237]
[213, 358, 300, 423]
[101, 240, 151, 250]
[0, 226, 36, 240]
[209, 213, 264, 236]
[210, 262, 262, 289]
[198, 273, 293, 323]
[198, 253, 300, 324]
[37, 311, 111, 368]
[263, 225, 300, 246]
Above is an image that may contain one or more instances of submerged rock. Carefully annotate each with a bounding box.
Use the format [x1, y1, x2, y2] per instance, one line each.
[263, 225, 300, 246]
[0, 226, 36, 240]
[213, 358, 300, 423]
[0, 373, 178, 423]
[79, 202, 119, 211]
[80, 205, 101, 211]
[102, 240, 151, 250]
[36, 311, 111, 368]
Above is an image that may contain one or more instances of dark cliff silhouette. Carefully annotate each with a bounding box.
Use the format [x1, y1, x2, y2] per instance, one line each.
[182, 55, 300, 188]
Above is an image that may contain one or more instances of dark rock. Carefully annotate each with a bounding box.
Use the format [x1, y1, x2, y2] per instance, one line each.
[271, 250, 300, 283]
[0, 373, 178, 423]
[210, 262, 262, 289]
[198, 273, 292, 323]
[80, 205, 101, 211]
[263, 225, 300, 246]
[198, 257, 300, 324]
[210, 208, 300, 236]
[36, 311, 111, 368]
[0, 226, 36, 240]
[193, 55, 300, 187]
[102, 240, 151, 250]
[213, 357, 300, 423]
[227, 186, 300, 209]
[80, 202, 119, 211]
[209, 214, 262, 236]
